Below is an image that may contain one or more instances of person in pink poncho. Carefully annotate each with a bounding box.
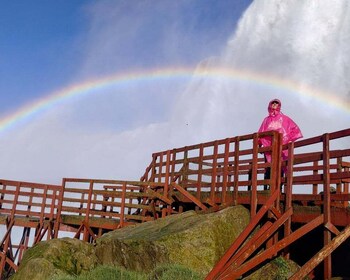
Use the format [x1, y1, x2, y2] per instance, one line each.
[258, 99, 303, 180]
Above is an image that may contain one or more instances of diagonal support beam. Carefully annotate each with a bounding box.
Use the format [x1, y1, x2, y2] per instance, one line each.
[226, 207, 293, 271]
[206, 189, 280, 280]
[290, 224, 350, 280]
[171, 182, 207, 210]
[221, 214, 324, 279]
[73, 221, 97, 242]
[146, 189, 173, 204]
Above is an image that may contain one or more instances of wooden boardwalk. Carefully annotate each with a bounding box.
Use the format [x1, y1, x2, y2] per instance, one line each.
[0, 128, 349, 279]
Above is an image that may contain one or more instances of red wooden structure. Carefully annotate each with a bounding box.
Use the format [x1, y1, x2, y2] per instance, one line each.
[0, 128, 349, 279]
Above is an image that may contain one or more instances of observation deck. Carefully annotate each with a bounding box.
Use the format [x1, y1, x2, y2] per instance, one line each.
[0, 128, 349, 279]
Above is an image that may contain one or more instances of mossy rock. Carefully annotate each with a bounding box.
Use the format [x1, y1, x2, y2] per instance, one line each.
[95, 205, 250, 275]
[12, 237, 98, 280]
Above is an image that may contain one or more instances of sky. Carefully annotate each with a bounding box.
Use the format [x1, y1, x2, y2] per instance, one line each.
[0, 0, 349, 185]
[0, 1, 252, 183]
[0, 1, 250, 113]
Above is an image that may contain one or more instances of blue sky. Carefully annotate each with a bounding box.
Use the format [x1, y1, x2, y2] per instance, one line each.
[0, 1, 87, 110]
[0, 1, 251, 116]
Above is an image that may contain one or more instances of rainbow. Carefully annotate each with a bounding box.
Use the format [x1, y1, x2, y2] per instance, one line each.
[0, 67, 349, 134]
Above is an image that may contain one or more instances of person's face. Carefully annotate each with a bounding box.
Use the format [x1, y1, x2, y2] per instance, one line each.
[271, 101, 280, 109]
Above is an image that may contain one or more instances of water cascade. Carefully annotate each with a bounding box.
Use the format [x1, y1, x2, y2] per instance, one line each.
[171, 0, 350, 147]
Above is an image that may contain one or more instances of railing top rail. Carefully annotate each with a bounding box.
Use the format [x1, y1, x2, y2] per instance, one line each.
[0, 178, 60, 190]
[151, 131, 280, 157]
[292, 128, 350, 149]
[0, 179, 60, 220]
[63, 178, 168, 188]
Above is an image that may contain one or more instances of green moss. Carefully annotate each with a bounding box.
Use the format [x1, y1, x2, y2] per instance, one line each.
[243, 256, 300, 280]
[17, 241, 51, 268]
[155, 206, 250, 274]
[272, 257, 291, 278]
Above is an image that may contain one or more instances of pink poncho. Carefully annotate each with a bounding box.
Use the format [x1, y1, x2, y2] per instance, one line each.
[258, 99, 303, 162]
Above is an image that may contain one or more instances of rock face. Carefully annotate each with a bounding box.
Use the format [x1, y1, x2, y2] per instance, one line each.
[94, 205, 250, 275]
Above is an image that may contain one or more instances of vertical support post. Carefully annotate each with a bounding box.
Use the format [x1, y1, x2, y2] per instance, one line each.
[284, 141, 294, 258]
[336, 158, 341, 195]
[33, 184, 48, 245]
[164, 150, 171, 196]
[54, 178, 66, 238]
[27, 186, 34, 217]
[41, 185, 48, 224]
[150, 154, 158, 182]
[313, 161, 319, 195]
[222, 138, 230, 205]
[164, 150, 171, 215]
[158, 152, 164, 183]
[210, 141, 218, 202]
[233, 137, 240, 206]
[266, 132, 282, 250]
[322, 133, 332, 279]
[343, 163, 349, 207]
[119, 182, 126, 227]
[270, 132, 282, 195]
[182, 148, 189, 188]
[11, 182, 21, 218]
[83, 180, 94, 242]
[197, 144, 204, 205]
[336, 158, 343, 208]
[250, 134, 259, 216]
[0, 183, 5, 209]
[170, 149, 176, 183]
[0, 218, 15, 277]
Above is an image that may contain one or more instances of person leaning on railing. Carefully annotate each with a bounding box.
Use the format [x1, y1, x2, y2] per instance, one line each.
[258, 98, 303, 184]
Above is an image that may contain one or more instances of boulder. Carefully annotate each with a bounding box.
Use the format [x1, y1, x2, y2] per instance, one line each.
[95, 205, 250, 275]
[12, 237, 98, 280]
[11, 205, 250, 278]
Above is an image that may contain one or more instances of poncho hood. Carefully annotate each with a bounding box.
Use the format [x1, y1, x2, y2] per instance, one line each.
[268, 99, 281, 116]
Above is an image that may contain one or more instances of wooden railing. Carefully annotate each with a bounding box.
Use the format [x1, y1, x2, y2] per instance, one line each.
[140, 131, 282, 216]
[0, 179, 60, 277]
[0, 129, 349, 279]
[53, 179, 177, 241]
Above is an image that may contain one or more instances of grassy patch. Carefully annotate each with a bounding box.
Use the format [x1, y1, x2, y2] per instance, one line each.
[150, 264, 203, 280]
[52, 264, 203, 280]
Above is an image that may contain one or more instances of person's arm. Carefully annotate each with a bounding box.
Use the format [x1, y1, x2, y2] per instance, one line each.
[286, 117, 303, 142]
[258, 117, 272, 147]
